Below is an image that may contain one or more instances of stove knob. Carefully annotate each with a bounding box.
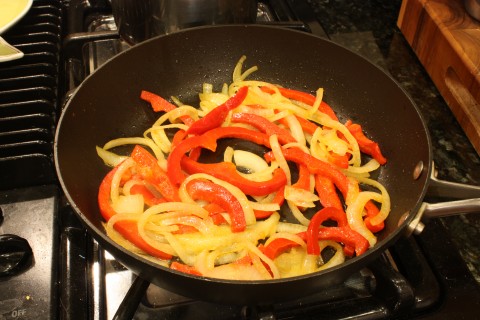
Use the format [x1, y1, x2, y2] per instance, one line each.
[0, 234, 33, 277]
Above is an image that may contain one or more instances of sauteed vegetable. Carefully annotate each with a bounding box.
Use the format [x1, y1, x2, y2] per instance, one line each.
[96, 56, 390, 280]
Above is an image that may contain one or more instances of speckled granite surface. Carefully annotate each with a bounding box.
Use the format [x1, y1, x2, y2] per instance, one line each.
[306, 0, 480, 281]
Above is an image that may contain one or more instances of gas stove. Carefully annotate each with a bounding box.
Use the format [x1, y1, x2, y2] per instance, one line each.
[1, 0, 479, 319]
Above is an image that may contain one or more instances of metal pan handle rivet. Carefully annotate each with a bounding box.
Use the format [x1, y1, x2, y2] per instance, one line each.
[413, 161, 424, 180]
[404, 204, 427, 236]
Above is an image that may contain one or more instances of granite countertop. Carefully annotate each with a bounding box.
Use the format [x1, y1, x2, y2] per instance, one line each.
[306, 0, 480, 281]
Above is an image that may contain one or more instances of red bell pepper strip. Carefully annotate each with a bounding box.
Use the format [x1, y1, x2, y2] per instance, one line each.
[186, 179, 247, 232]
[308, 207, 348, 230]
[203, 203, 229, 225]
[292, 164, 310, 190]
[231, 112, 297, 145]
[167, 133, 219, 185]
[306, 227, 369, 257]
[130, 145, 181, 202]
[265, 147, 349, 198]
[306, 207, 368, 257]
[205, 126, 271, 147]
[170, 261, 202, 276]
[345, 121, 387, 165]
[260, 86, 338, 121]
[98, 165, 173, 260]
[98, 166, 121, 221]
[314, 175, 343, 210]
[171, 129, 188, 148]
[261, 232, 308, 260]
[129, 184, 166, 207]
[327, 152, 350, 169]
[167, 127, 270, 186]
[262, 237, 302, 260]
[186, 86, 249, 135]
[364, 201, 385, 233]
[181, 156, 287, 196]
[235, 254, 254, 265]
[171, 129, 203, 161]
[294, 115, 318, 135]
[140, 90, 194, 126]
[171, 224, 199, 234]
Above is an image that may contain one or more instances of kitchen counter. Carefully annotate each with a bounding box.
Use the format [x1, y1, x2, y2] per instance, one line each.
[306, 0, 480, 281]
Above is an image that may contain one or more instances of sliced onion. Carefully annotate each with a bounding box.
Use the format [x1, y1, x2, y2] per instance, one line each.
[147, 127, 172, 154]
[232, 55, 258, 82]
[199, 93, 229, 108]
[151, 105, 199, 126]
[155, 215, 215, 235]
[248, 201, 280, 212]
[345, 191, 382, 247]
[103, 137, 163, 160]
[287, 200, 310, 226]
[104, 221, 150, 254]
[320, 129, 349, 156]
[276, 222, 308, 234]
[306, 87, 324, 116]
[285, 114, 306, 145]
[270, 134, 291, 185]
[223, 146, 234, 163]
[309, 127, 329, 162]
[96, 146, 128, 167]
[356, 176, 391, 226]
[310, 113, 361, 167]
[317, 241, 345, 271]
[233, 149, 269, 173]
[111, 194, 144, 215]
[344, 159, 380, 177]
[244, 242, 279, 279]
[275, 247, 309, 277]
[235, 105, 276, 118]
[250, 251, 274, 280]
[284, 185, 319, 208]
[110, 157, 135, 204]
[204, 261, 266, 281]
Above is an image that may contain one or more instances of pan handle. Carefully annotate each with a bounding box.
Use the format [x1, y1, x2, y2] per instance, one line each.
[406, 199, 480, 236]
[427, 167, 480, 199]
[422, 199, 480, 218]
[411, 160, 480, 199]
[423, 161, 480, 217]
[404, 161, 480, 234]
[405, 161, 480, 235]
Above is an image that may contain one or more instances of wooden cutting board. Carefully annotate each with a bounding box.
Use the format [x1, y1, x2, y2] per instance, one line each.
[397, 0, 480, 155]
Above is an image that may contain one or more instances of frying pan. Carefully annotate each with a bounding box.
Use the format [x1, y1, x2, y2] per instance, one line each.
[54, 25, 465, 305]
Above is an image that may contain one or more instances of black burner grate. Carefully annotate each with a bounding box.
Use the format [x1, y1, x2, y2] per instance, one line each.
[0, 0, 62, 190]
